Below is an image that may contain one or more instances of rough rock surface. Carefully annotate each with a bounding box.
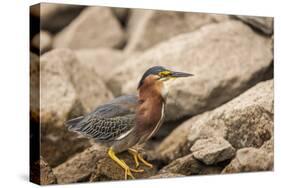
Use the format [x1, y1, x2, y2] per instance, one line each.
[159, 154, 222, 176]
[190, 137, 236, 165]
[108, 21, 273, 121]
[31, 30, 53, 54]
[40, 49, 113, 166]
[30, 157, 57, 185]
[149, 173, 184, 179]
[54, 7, 125, 49]
[125, 10, 229, 53]
[75, 48, 127, 82]
[158, 80, 273, 162]
[222, 147, 273, 173]
[39, 3, 85, 33]
[30, 53, 39, 122]
[53, 145, 106, 184]
[234, 15, 273, 35]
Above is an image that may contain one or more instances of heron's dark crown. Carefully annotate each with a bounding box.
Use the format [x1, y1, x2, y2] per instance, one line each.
[138, 66, 168, 89]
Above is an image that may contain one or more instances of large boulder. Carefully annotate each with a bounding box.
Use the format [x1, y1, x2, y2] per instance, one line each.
[190, 137, 236, 165]
[234, 15, 273, 35]
[74, 48, 127, 82]
[37, 3, 85, 33]
[39, 49, 113, 166]
[53, 7, 125, 50]
[157, 80, 273, 162]
[108, 21, 273, 121]
[125, 9, 229, 53]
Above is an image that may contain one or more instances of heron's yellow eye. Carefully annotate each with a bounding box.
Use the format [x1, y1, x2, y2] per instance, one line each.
[159, 71, 171, 77]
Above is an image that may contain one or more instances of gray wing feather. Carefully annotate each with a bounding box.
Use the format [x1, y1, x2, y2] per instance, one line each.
[65, 95, 138, 141]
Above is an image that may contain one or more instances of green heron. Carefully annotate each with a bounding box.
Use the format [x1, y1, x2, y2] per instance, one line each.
[66, 66, 193, 179]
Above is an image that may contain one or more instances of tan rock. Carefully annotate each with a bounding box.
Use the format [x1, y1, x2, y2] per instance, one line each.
[222, 147, 273, 173]
[30, 53, 39, 122]
[40, 3, 85, 33]
[157, 80, 273, 162]
[53, 7, 125, 49]
[234, 15, 273, 35]
[159, 154, 222, 176]
[125, 9, 229, 53]
[190, 137, 236, 165]
[31, 30, 53, 54]
[75, 48, 127, 82]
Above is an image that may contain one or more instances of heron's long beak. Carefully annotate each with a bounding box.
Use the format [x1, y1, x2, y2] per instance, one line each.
[171, 71, 193, 78]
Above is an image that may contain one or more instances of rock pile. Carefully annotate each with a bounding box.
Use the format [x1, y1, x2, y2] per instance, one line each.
[30, 3, 274, 184]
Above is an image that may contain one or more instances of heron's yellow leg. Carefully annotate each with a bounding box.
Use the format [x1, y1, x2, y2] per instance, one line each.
[128, 148, 153, 168]
[108, 148, 143, 180]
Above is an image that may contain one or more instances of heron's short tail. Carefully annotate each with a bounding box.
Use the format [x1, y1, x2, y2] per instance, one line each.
[65, 116, 84, 130]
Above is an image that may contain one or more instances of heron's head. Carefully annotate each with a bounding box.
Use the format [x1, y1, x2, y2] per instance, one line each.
[137, 66, 193, 98]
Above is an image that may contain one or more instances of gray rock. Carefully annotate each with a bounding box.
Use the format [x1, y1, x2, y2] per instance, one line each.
[149, 172, 184, 179]
[108, 21, 273, 122]
[74, 48, 127, 82]
[157, 80, 273, 162]
[159, 154, 222, 176]
[53, 7, 125, 49]
[222, 147, 273, 173]
[190, 137, 236, 165]
[31, 30, 53, 54]
[234, 15, 273, 35]
[125, 9, 229, 53]
[39, 3, 85, 33]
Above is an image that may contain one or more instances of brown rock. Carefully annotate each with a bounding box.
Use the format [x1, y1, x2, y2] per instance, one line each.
[90, 151, 157, 181]
[149, 172, 184, 179]
[30, 157, 57, 185]
[222, 147, 273, 173]
[74, 48, 127, 82]
[159, 154, 222, 176]
[190, 137, 236, 165]
[108, 21, 273, 122]
[234, 15, 273, 35]
[31, 30, 53, 54]
[30, 53, 39, 122]
[157, 80, 273, 162]
[53, 7, 125, 49]
[125, 9, 229, 53]
[40, 49, 112, 166]
[53, 145, 106, 184]
[40, 3, 85, 33]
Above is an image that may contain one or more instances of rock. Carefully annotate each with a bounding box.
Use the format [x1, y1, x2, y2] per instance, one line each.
[190, 137, 236, 165]
[90, 150, 157, 181]
[260, 137, 274, 154]
[108, 21, 273, 121]
[31, 30, 53, 54]
[222, 147, 273, 173]
[30, 157, 57, 185]
[149, 172, 184, 179]
[30, 53, 39, 122]
[157, 80, 273, 162]
[75, 48, 127, 82]
[53, 145, 106, 184]
[234, 15, 273, 35]
[40, 49, 112, 166]
[125, 9, 229, 53]
[53, 7, 125, 49]
[159, 154, 222, 176]
[40, 3, 85, 33]
[111, 8, 129, 26]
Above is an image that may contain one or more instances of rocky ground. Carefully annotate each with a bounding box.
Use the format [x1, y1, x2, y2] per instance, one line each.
[30, 3, 274, 185]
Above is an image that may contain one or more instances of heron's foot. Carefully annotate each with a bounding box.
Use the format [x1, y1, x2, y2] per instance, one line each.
[128, 148, 153, 169]
[108, 147, 143, 180]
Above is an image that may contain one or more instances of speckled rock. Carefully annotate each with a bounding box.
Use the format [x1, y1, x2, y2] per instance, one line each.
[190, 137, 236, 165]
[222, 147, 273, 173]
[54, 7, 125, 49]
[125, 9, 229, 53]
[157, 80, 273, 162]
[108, 21, 273, 121]
[159, 154, 222, 176]
[234, 15, 273, 35]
